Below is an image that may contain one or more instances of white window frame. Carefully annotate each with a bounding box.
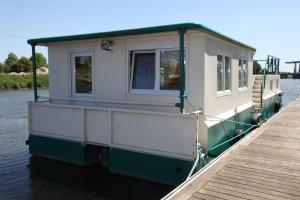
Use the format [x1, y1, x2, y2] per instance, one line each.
[238, 59, 248, 90]
[129, 48, 180, 95]
[71, 51, 94, 99]
[217, 54, 232, 97]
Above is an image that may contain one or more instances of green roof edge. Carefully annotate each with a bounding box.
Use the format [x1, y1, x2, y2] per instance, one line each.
[27, 23, 256, 51]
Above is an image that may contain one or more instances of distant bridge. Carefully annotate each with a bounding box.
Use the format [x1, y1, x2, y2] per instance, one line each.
[286, 61, 300, 79]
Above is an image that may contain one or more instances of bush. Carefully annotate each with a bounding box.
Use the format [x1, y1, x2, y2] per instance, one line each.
[0, 73, 48, 90]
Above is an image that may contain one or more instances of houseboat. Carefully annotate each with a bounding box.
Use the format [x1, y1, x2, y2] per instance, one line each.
[27, 23, 282, 185]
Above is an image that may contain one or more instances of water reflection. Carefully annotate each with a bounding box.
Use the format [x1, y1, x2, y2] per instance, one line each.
[0, 151, 173, 200]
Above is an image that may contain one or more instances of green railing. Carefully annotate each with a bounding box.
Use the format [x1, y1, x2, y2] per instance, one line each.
[258, 55, 280, 89]
[255, 55, 280, 110]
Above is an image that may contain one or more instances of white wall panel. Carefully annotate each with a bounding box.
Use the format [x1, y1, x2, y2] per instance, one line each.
[86, 109, 110, 145]
[111, 111, 197, 160]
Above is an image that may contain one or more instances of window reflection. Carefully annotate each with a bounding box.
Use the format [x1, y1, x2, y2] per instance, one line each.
[160, 50, 180, 90]
[75, 56, 92, 94]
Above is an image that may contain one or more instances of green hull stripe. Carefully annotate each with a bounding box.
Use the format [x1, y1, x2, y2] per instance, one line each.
[261, 94, 278, 120]
[109, 148, 193, 186]
[29, 135, 100, 166]
[207, 106, 254, 157]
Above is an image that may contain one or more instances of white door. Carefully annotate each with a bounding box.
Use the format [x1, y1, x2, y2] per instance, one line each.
[71, 52, 93, 100]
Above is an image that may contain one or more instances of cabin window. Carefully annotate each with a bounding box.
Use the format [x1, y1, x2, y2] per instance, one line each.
[160, 50, 180, 90]
[132, 51, 155, 89]
[130, 49, 180, 92]
[217, 55, 231, 94]
[224, 56, 231, 90]
[72, 53, 93, 95]
[239, 59, 248, 88]
[217, 55, 223, 92]
[276, 79, 279, 89]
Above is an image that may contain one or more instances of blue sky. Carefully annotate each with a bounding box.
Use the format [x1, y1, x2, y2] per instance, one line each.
[0, 0, 299, 72]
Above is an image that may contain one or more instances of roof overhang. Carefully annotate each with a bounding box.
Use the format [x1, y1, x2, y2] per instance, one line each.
[27, 23, 256, 51]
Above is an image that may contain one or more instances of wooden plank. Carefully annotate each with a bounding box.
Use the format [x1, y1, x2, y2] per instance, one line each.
[213, 174, 300, 196]
[234, 154, 300, 169]
[215, 171, 300, 193]
[218, 169, 300, 188]
[209, 177, 300, 199]
[231, 156, 300, 172]
[194, 190, 243, 200]
[192, 192, 227, 200]
[203, 182, 275, 200]
[239, 149, 300, 162]
[242, 144, 300, 158]
[226, 160, 300, 178]
[224, 164, 300, 181]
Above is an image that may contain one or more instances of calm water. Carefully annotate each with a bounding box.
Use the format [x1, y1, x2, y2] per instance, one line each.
[0, 79, 299, 200]
[280, 79, 300, 107]
[0, 89, 172, 200]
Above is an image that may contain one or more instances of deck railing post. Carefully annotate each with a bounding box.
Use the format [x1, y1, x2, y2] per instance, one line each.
[178, 28, 186, 113]
[31, 44, 38, 102]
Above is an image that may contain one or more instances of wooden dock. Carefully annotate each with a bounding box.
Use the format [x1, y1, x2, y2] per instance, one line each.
[163, 99, 300, 200]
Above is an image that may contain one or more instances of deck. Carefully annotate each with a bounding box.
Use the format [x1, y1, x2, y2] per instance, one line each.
[163, 99, 300, 200]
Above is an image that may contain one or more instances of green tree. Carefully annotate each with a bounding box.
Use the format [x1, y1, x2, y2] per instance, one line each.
[4, 52, 18, 72]
[253, 60, 262, 75]
[0, 62, 5, 73]
[17, 57, 32, 72]
[31, 53, 47, 68]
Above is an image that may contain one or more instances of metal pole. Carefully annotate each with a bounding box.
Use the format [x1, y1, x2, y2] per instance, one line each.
[178, 28, 186, 113]
[31, 44, 38, 102]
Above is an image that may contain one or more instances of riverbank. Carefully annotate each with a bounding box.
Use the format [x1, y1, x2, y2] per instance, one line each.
[0, 73, 48, 90]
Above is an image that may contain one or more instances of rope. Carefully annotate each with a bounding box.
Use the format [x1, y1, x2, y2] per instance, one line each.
[185, 98, 198, 112]
[203, 113, 258, 127]
[208, 126, 253, 152]
[184, 98, 258, 127]
[184, 98, 259, 153]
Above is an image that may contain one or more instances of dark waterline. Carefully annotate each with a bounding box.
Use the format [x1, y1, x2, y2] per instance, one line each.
[0, 79, 299, 199]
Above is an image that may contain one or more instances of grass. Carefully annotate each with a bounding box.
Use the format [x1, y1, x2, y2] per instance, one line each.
[0, 73, 48, 90]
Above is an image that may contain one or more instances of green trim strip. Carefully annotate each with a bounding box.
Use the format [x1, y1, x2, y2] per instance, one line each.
[27, 23, 255, 51]
[31, 45, 38, 102]
[179, 28, 186, 113]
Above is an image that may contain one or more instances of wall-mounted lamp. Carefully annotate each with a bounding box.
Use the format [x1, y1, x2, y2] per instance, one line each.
[101, 40, 114, 52]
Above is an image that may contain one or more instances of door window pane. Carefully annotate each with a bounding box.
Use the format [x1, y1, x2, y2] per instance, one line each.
[132, 52, 155, 89]
[160, 50, 180, 90]
[225, 56, 231, 90]
[238, 59, 243, 87]
[243, 60, 248, 87]
[75, 56, 92, 94]
[217, 55, 223, 91]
